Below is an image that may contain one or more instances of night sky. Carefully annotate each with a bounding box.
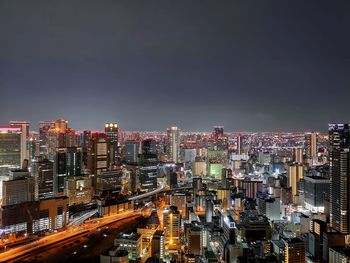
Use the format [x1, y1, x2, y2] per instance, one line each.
[1, 1, 349, 132]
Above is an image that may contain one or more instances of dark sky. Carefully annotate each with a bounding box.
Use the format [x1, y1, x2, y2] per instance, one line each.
[1, 1, 349, 132]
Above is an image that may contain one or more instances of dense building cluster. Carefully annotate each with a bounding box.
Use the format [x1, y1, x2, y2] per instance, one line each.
[0, 120, 349, 262]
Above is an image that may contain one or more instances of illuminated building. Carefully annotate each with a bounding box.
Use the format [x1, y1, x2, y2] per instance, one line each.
[47, 119, 76, 160]
[125, 140, 142, 164]
[28, 132, 40, 160]
[283, 238, 305, 263]
[95, 170, 122, 196]
[105, 123, 119, 163]
[87, 132, 111, 184]
[0, 126, 21, 167]
[114, 232, 141, 261]
[294, 147, 303, 164]
[170, 193, 187, 217]
[192, 158, 207, 177]
[55, 147, 82, 195]
[329, 123, 350, 234]
[100, 247, 129, 263]
[0, 201, 39, 234]
[10, 121, 29, 163]
[38, 121, 55, 156]
[167, 126, 180, 163]
[288, 164, 304, 199]
[207, 150, 226, 179]
[329, 247, 350, 263]
[151, 230, 165, 261]
[233, 178, 263, 199]
[258, 151, 271, 165]
[142, 138, 157, 155]
[305, 131, 318, 164]
[213, 126, 224, 140]
[2, 176, 35, 206]
[31, 157, 54, 200]
[163, 206, 181, 245]
[217, 188, 231, 211]
[64, 176, 93, 206]
[304, 175, 330, 213]
[81, 130, 91, 166]
[186, 222, 204, 256]
[33, 196, 69, 232]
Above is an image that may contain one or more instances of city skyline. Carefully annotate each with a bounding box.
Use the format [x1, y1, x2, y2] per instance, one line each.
[1, 1, 350, 132]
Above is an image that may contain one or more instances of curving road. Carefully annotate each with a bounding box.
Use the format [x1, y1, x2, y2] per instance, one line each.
[0, 210, 140, 263]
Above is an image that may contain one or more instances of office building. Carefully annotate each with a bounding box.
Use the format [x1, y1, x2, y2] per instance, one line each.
[304, 175, 330, 213]
[167, 126, 180, 163]
[87, 132, 110, 183]
[305, 131, 317, 163]
[125, 140, 142, 164]
[105, 123, 118, 163]
[152, 230, 165, 261]
[288, 164, 304, 198]
[100, 247, 129, 263]
[55, 147, 82, 195]
[163, 206, 181, 246]
[2, 176, 35, 206]
[31, 157, 54, 200]
[64, 176, 93, 205]
[283, 238, 305, 263]
[114, 232, 141, 261]
[10, 121, 29, 163]
[329, 124, 350, 234]
[0, 126, 22, 167]
[294, 147, 303, 164]
[38, 121, 55, 156]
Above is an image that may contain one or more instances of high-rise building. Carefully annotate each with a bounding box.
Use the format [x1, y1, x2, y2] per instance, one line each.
[187, 223, 204, 256]
[47, 119, 76, 160]
[0, 126, 22, 167]
[163, 206, 181, 246]
[114, 232, 141, 261]
[105, 123, 118, 163]
[125, 140, 142, 164]
[151, 230, 165, 261]
[305, 131, 318, 164]
[283, 238, 305, 263]
[55, 147, 82, 195]
[31, 157, 54, 200]
[10, 121, 29, 163]
[81, 130, 91, 166]
[167, 126, 180, 163]
[87, 133, 111, 182]
[304, 175, 330, 213]
[294, 148, 303, 164]
[329, 123, 350, 234]
[288, 164, 304, 198]
[2, 176, 35, 206]
[38, 121, 55, 156]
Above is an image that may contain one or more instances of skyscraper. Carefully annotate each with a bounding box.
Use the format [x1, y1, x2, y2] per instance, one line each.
[55, 147, 82, 195]
[329, 123, 350, 234]
[125, 140, 142, 164]
[105, 123, 118, 163]
[305, 131, 318, 164]
[87, 132, 111, 185]
[163, 206, 181, 246]
[167, 126, 180, 163]
[38, 121, 55, 156]
[10, 121, 30, 163]
[47, 119, 76, 160]
[31, 157, 54, 200]
[0, 126, 22, 167]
